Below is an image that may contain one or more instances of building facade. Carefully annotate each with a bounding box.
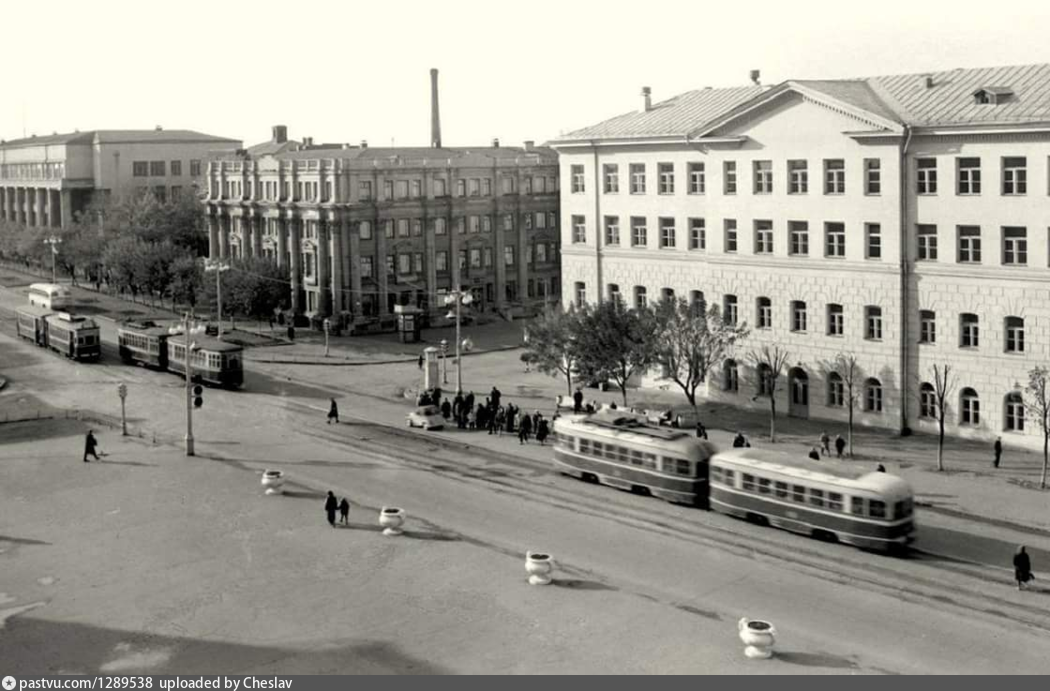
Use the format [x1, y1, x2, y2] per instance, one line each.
[0, 128, 240, 228]
[203, 127, 561, 326]
[552, 64, 1050, 449]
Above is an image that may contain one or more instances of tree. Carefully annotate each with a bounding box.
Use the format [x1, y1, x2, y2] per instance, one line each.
[824, 352, 863, 457]
[930, 363, 956, 472]
[652, 296, 749, 416]
[168, 256, 204, 310]
[102, 236, 147, 300]
[747, 345, 792, 442]
[1025, 366, 1050, 489]
[200, 257, 289, 321]
[523, 305, 582, 395]
[573, 300, 658, 406]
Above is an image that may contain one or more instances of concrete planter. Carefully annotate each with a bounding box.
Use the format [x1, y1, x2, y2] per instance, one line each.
[261, 470, 285, 495]
[379, 507, 405, 536]
[738, 618, 776, 659]
[525, 551, 553, 585]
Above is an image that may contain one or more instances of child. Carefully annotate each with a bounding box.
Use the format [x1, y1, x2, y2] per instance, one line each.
[339, 498, 350, 525]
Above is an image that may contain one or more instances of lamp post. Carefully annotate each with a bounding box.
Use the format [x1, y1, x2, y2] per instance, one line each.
[204, 259, 231, 339]
[182, 313, 199, 456]
[44, 235, 62, 284]
[117, 383, 128, 436]
[323, 318, 331, 357]
[443, 289, 474, 394]
[440, 339, 449, 384]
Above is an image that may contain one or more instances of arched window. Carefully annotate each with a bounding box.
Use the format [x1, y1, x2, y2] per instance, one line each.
[865, 377, 883, 412]
[827, 372, 844, 407]
[607, 283, 621, 305]
[1005, 316, 1025, 353]
[1005, 392, 1025, 431]
[573, 281, 586, 308]
[634, 286, 647, 310]
[919, 382, 937, 419]
[960, 387, 980, 425]
[723, 359, 739, 392]
[661, 287, 675, 304]
[757, 363, 772, 396]
[690, 290, 705, 316]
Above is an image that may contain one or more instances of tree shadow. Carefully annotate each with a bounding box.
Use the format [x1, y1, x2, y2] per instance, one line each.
[0, 535, 52, 547]
[98, 460, 158, 467]
[775, 651, 860, 669]
[551, 579, 617, 592]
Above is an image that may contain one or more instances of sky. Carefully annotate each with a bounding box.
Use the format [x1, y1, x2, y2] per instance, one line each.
[4, 0, 1050, 149]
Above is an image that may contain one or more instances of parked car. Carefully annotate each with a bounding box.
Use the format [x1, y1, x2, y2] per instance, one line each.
[644, 407, 700, 429]
[407, 405, 444, 430]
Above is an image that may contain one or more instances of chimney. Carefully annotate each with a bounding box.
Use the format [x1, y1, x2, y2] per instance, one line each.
[524, 140, 535, 151]
[302, 136, 314, 147]
[430, 68, 442, 148]
[272, 125, 288, 143]
[750, 69, 761, 86]
[924, 75, 934, 89]
[492, 137, 500, 148]
[155, 124, 163, 131]
[641, 86, 652, 112]
[360, 139, 368, 149]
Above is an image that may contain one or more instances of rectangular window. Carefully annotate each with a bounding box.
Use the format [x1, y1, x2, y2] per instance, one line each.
[1002, 156, 1027, 195]
[603, 164, 619, 193]
[483, 248, 493, 268]
[757, 298, 772, 329]
[358, 181, 373, 201]
[482, 215, 492, 233]
[724, 219, 737, 253]
[688, 162, 705, 194]
[866, 306, 883, 341]
[864, 223, 882, 260]
[723, 295, 738, 326]
[960, 314, 979, 348]
[504, 246, 515, 266]
[571, 215, 586, 244]
[828, 493, 844, 512]
[723, 161, 737, 194]
[753, 160, 773, 194]
[919, 310, 936, 344]
[570, 164, 585, 193]
[468, 179, 480, 196]
[189, 160, 202, 177]
[791, 300, 807, 332]
[774, 481, 789, 499]
[384, 220, 395, 239]
[957, 157, 981, 194]
[434, 178, 447, 197]
[398, 253, 412, 274]
[754, 220, 773, 254]
[456, 179, 466, 197]
[436, 250, 448, 272]
[482, 178, 492, 196]
[865, 158, 881, 194]
[535, 177, 546, 194]
[359, 221, 372, 240]
[457, 250, 466, 270]
[917, 224, 938, 261]
[381, 180, 392, 200]
[1005, 317, 1025, 353]
[411, 179, 422, 198]
[659, 218, 676, 248]
[788, 160, 808, 194]
[1003, 226, 1028, 265]
[150, 161, 166, 176]
[827, 304, 843, 337]
[630, 163, 646, 194]
[658, 162, 675, 194]
[133, 161, 148, 177]
[574, 282, 586, 307]
[825, 222, 845, 257]
[501, 176, 514, 195]
[792, 485, 806, 503]
[809, 488, 825, 508]
[631, 217, 647, 248]
[789, 221, 809, 256]
[396, 180, 409, 199]
[359, 256, 373, 278]
[434, 218, 447, 236]
[397, 219, 410, 237]
[535, 212, 546, 230]
[170, 160, 182, 177]
[957, 226, 981, 263]
[869, 500, 886, 519]
[604, 216, 620, 245]
[689, 218, 706, 250]
[916, 158, 938, 194]
[824, 159, 845, 194]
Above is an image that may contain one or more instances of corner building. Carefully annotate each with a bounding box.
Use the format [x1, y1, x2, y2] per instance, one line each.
[552, 64, 1050, 449]
[203, 127, 561, 325]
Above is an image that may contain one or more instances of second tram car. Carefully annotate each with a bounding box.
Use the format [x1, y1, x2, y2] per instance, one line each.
[166, 334, 244, 388]
[43, 312, 101, 360]
[117, 321, 170, 369]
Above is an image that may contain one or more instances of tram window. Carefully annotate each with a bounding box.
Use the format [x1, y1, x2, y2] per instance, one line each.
[757, 477, 771, 494]
[661, 458, 676, 474]
[710, 466, 723, 483]
[742, 474, 755, 492]
[869, 500, 886, 519]
[792, 485, 806, 503]
[723, 469, 735, 486]
[828, 492, 843, 512]
[612, 446, 627, 463]
[676, 459, 691, 476]
[894, 500, 912, 519]
[850, 497, 864, 515]
[592, 441, 603, 456]
[643, 453, 658, 469]
[774, 481, 789, 498]
[630, 450, 644, 466]
[809, 489, 825, 507]
[580, 439, 591, 454]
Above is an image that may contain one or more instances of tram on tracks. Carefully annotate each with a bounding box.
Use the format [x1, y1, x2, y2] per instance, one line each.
[15, 305, 101, 361]
[116, 320, 244, 388]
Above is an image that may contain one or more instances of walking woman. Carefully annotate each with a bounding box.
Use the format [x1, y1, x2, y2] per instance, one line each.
[327, 398, 339, 424]
[1014, 545, 1034, 590]
[324, 491, 338, 528]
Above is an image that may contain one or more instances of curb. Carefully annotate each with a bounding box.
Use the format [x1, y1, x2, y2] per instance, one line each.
[246, 343, 522, 366]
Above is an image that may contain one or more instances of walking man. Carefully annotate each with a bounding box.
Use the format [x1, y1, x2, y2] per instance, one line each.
[994, 436, 1003, 469]
[83, 430, 101, 463]
[573, 388, 584, 414]
[327, 398, 339, 424]
[1014, 546, 1035, 590]
[324, 491, 338, 528]
[418, 353, 425, 370]
[834, 434, 846, 458]
[819, 430, 831, 456]
[696, 421, 708, 440]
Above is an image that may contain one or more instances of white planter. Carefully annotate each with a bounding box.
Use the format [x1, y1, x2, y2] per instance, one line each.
[379, 507, 405, 536]
[525, 551, 553, 585]
[261, 470, 285, 495]
[738, 618, 776, 659]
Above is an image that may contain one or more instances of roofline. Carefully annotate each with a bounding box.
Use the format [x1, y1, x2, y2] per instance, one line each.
[910, 122, 1050, 136]
[549, 135, 691, 149]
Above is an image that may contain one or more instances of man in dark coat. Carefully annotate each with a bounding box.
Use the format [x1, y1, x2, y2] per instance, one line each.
[324, 491, 338, 528]
[834, 435, 846, 458]
[1014, 545, 1034, 590]
[465, 391, 475, 412]
[994, 437, 1003, 468]
[441, 398, 452, 420]
[732, 432, 746, 448]
[518, 413, 532, 444]
[536, 417, 550, 445]
[491, 386, 502, 410]
[876, 464, 886, 472]
[573, 388, 584, 413]
[418, 353, 425, 370]
[83, 430, 100, 462]
[452, 393, 464, 419]
[327, 398, 339, 424]
[696, 421, 708, 440]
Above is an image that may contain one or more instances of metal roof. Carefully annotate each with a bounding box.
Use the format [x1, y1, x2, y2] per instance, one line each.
[1, 129, 240, 149]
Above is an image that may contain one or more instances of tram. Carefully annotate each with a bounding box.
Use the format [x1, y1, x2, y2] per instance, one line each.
[15, 304, 53, 347]
[116, 320, 244, 388]
[117, 320, 171, 369]
[15, 305, 101, 361]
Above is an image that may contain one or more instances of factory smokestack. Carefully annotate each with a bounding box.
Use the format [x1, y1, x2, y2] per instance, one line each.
[430, 68, 442, 148]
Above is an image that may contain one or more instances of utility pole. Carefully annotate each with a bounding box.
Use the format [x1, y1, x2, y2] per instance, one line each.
[183, 313, 195, 457]
[444, 290, 474, 394]
[323, 318, 331, 357]
[44, 235, 62, 284]
[117, 383, 128, 436]
[205, 259, 230, 339]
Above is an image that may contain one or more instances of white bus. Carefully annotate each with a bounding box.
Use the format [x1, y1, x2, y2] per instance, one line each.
[27, 283, 72, 310]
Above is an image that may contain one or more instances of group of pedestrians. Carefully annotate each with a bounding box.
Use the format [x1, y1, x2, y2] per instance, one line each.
[436, 386, 550, 444]
[324, 491, 351, 527]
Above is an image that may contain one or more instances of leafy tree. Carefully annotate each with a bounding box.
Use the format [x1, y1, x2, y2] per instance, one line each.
[652, 296, 749, 415]
[930, 363, 956, 472]
[1024, 366, 1050, 489]
[102, 236, 148, 300]
[747, 345, 792, 442]
[573, 300, 658, 407]
[168, 256, 204, 310]
[523, 305, 582, 395]
[200, 257, 289, 321]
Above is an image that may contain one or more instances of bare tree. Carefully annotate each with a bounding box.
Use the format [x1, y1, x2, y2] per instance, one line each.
[823, 353, 863, 457]
[747, 345, 792, 442]
[930, 363, 956, 472]
[1025, 366, 1050, 489]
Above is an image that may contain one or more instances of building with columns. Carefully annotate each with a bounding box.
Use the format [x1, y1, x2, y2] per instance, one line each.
[0, 128, 240, 228]
[552, 63, 1050, 450]
[203, 126, 561, 326]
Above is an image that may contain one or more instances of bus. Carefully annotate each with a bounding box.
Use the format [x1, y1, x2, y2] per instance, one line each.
[27, 283, 72, 310]
[708, 448, 915, 552]
[553, 409, 718, 506]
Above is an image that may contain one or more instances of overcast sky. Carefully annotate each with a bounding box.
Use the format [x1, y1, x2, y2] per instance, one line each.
[5, 0, 1050, 149]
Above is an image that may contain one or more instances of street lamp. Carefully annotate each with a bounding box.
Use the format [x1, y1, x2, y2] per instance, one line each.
[181, 313, 201, 456]
[323, 318, 331, 357]
[204, 259, 231, 339]
[443, 289, 474, 394]
[44, 235, 62, 284]
[440, 339, 449, 384]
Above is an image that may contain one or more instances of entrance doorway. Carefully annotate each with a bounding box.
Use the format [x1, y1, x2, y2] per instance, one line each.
[788, 367, 809, 418]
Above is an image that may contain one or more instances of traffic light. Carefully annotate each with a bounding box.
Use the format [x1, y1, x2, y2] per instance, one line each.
[192, 384, 204, 408]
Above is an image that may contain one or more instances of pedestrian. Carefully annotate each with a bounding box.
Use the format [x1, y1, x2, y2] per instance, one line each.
[441, 398, 452, 420]
[834, 434, 846, 458]
[994, 436, 1003, 469]
[465, 391, 475, 412]
[324, 491, 338, 528]
[610, 401, 618, 410]
[453, 392, 464, 419]
[327, 398, 339, 424]
[468, 407, 477, 430]
[532, 411, 541, 432]
[418, 353, 425, 370]
[536, 417, 549, 445]
[732, 432, 746, 448]
[1014, 545, 1034, 590]
[488, 409, 499, 435]
[696, 421, 708, 440]
[573, 388, 584, 414]
[287, 324, 295, 341]
[506, 404, 517, 433]
[339, 497, 350, 525]
[820, 430, 831, 456]
[268, 315, 275, 331]
[585, 402, 595, 414]
[808, 447, 820, 461]
[83, 430, 101, 462]
[491, 386, 502, 410]
[876, 464, 886, 473]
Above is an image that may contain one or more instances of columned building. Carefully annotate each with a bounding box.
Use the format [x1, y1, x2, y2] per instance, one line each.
[203, 127, 561, 326]
[0, 129, 240, 228]
[552, 64, 1050, 450]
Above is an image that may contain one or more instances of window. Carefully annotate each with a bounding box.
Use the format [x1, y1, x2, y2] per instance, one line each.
[359, 221, 372, 240]
[523, 214, 532, 231]
[828, 493, 844, 512]
[534, 177, 546, 194]
[634, 286, 648, 310]
[723, 359, 739, 392]
[1005, 392, 1025, 431]
[608, 284, 621, 305]
[958, 226, 981, 263]
[1002, 157, 1027, 195]
[689, 291, 705, 316]
[866, 223, 882, 260]
[604, 216, 620, 245]
[789, 221, 808, 256]
[572, 215, 586, 244]
[916, 158, 937, 194]
[688, 162, 705, 194]
[788, 160, 808, 194]
[504, 246, 515, 267]
[724, 219, 738, 253]
[865, 378, 883, 412]
[170, 160, 182, 177]
[869, 500, 886, 519]
[723, 161, 737, 194]
[456, 179, 466, 197]
[630, 163, 646, 194]
[1003, 226, 1027, 265]
[382, 180, 394, 200]
[919, 310, 936, 344]
[631, 217, 647, 247]
[383, 220, 395, 239]
[468, 179, 481, 196]
[792, 485, 806, 503]
[824, 159, 845, 194]
[397, 219, 410, 237]
[774, 482, 789, 499]
[436, 250, 448, 272]
[536, 243, 547, 263]
[791, 300, 807, 332]
[658, 163, 675, 194]
[723, 295, 738, 326]
[689, 218, 705, 250]
[825, 222, 845, 257]
[808, 488, 825, 508]
[358, 181, 373, 201]
[411, 180, 422, 198]
[851, 497, 864, 516]
[957, 157, 981, 194]
[189, 160, 201, 177]
[865, 306, 883, 340]
[917, 225, 938, 261]
[960, 313, 979, 348]
[501, 176, 515, 195]
[574, 282, 586, 307]
[919, 382, 937, 419]
[757, 477, 772, 495]
[827, 372, 844, 407]
[753, 160, 773, 194]
[603, 164, 619, 193]
[458, 250, 467, 270]
[396, 180, 409, 199]
[1005, 316, 1025, 353]
[434, 178, 447, 197]
[960, 388, 980, 425]
[384, 254, 395, 275]
[397, 253, 412, 274]
[133, 161, 148, 177]
[482, 178, 492, 196]
[827, 304, 844, 337]
[756, 297, 772, 329]
[742, 474, 756, 492]
[865, 158, 881, 194]
[754, 220, 773, 254]
[359, 256, 373, 278]
[150, 161, 165, 176]
[483, 247, 493, 268]
[571, 165, 585, 193]
[659, 218, 676, 248]
[482, 215, 493, 233]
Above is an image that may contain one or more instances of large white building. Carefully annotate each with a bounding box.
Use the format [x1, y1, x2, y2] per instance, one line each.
[552, 63, 1050, 449]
